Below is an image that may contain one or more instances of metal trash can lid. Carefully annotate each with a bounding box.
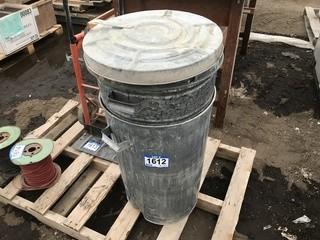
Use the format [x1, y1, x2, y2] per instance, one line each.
[83, 10, 224, 85]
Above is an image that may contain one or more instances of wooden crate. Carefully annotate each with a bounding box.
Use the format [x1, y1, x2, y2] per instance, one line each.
[32, 0, 57, 34]
[0, 24, 63, 61]
[0, 100, 256, 240]
[3, 0, 57, 34]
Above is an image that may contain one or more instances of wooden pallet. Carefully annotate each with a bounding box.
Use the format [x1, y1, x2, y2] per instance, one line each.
[0, 100, 255, 240]
[0, 24, 63, 61]
[304, 6, 320, 46]
[53, 0, 111, 13]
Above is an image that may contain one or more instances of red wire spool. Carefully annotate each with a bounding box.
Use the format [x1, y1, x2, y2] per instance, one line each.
[9, 139, 61, 191]
[21, 155, 59, 188]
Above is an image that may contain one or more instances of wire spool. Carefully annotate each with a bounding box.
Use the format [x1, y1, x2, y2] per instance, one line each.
[0, 126, 21, 185]
[9, 139, 61, 191]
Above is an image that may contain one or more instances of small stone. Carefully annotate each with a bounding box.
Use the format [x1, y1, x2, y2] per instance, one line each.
[281, 51, 300, 59]
[266, 62, 275, 68]
[279, 98, 289, 105]
[263, 225, 272, 230]
[263, 111, 268, 115]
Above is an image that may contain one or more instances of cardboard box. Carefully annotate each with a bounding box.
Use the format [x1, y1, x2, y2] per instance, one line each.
[0, 5, 39, 55]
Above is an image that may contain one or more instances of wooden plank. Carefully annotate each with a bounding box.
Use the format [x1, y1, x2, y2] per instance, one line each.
[157, 217, 189, 240]
[216, 143, 241, 162]
[50, 121, 84, 158]
[31, 0, 57, 34]
[1, 121, 84, 200]
[240, 0, 256, 55]
[64, 163, 121, 231]
[63, 146, 111, 171]
[0, 195, 105, 240]
[156, 138, 221, 240]
[196, 193, 223, 215]
[26, 100, 78, 138]
[305, 14, 316, 45]
[53, 166, 101, 216]
[214, 0, 245, 128]
[105, 202, 140, 240]
[87, 8, 115, 29]
[43, 112, 78, 140]
[211, 147, 255, 240]
[39, 24, 63, 38]
[32, 153, 94, 215]
[305, 7, 320, 39]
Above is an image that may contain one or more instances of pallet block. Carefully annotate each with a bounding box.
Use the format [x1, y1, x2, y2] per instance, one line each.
[0, 100, 256, 240]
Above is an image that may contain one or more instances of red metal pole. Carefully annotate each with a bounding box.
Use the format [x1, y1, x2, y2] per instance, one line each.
[70, 42, 91, 125]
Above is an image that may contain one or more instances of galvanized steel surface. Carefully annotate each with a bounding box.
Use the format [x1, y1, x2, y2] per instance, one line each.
[99, 67, 219, 124]
[103, 97, 214, 224]
[83, 10, 224, 85]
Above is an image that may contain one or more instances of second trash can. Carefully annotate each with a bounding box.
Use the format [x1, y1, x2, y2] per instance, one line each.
[83, 10, 224, 224]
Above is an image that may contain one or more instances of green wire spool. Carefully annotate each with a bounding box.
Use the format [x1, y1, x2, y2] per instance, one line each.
[0, 126, 21, 150]
[10, 139, 54, 166]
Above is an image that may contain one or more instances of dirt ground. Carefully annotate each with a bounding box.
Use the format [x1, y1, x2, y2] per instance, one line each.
[253, 0, 319, 38]
[0, 0, 320, 239]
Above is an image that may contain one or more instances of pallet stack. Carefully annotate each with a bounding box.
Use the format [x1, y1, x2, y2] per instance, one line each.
[0, 0, 62, 61]
[53, 0, 113, 25]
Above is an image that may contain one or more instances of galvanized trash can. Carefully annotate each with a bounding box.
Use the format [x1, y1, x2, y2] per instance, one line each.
[83, 10, 224, 224]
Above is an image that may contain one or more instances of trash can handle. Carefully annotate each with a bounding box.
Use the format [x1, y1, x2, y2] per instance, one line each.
[101, 126, 131, 153]
[106, 92, 141, 116]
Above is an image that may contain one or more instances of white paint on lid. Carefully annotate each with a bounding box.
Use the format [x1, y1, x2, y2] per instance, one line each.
[83, 10, 224, 85]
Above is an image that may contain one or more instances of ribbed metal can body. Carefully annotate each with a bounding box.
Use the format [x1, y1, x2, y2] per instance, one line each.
[102, 95, 214, 224]
[99, 67, 219, 124]
[83, 9, 224, 224]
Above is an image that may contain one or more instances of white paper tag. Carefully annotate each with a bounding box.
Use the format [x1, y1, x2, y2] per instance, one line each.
[83, 140, 101, 152]
[33, 7, 39, 16]
[10, 144, 25, 160]
[144, 155, 169, 168]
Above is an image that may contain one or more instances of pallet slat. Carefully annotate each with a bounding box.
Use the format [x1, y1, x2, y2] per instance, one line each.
[211, 147, 255, 239]
[105, 202, 140, 240]
[26, 99, 78, 138]
[156, 138, 221, 240]
[216, 143, 241, 161]
[53, 166, 101, 216]
[64, 163, 121, 231]
[32, 153, 94, 215]
[305, 7, 320, 39]
[196, 193, 223, 215]
[0, 195, 105, 240]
